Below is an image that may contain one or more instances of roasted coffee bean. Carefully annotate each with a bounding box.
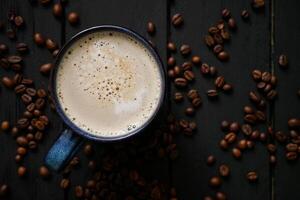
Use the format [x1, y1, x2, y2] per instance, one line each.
[34, 33, 45, 46]
[17, 118, 29, 129]
[247, 171, 258, 182]
[183, 70, 195, 81]
[251, 130, 260, 140]
[174, 92, 184, 103]
[53, 3, 63, 17]
[232, 148, 242, 159]
[263, 84, 272, 94]
[221, 8, 231, 19]
[208, 26, 219, 35]
[185, 107, 195, 116]
[0, 58, 9, 69]
[204, 196, 213, 200]
[1, 121, 10, 131]
[35, 131, 43, 141]
[192, 56, 201, 65]
[45, 39, 57, 51]
[241, 10, 250, 19]
[75, 186, 84, 198]
[229, 123, 240, 134]
[255, 110, 266, 122]
[35, 120, 45, 130]
[221, 120, 230, 131]
[17, 147, 27, 155]
[13, 74, 23, 85]
[39, 0, 51, 5]
[266, 89, 277, 100]
[261, 72, 271, 82]
[0, 184, 9, 197]
[286, 151, 297, 161]
[219, 139, 229, 150]
[167, 57, 176, 67]
[26, 103, 35, 112]
[288, 118, 300, 128]
[204, 35, 215, 47]
[168, 69, 175, 78]
[270, 75, 277, 86]
[215, 76, 225, 88]
[2, 76, 14, 88]
[274, 131, 287, 143]
[222, 83, 233, 93]
[252, 0, 265, 8]
[40, 63, 53, 75]
[16, 43, 28, 53]
[209, 66, 218, 76]
[225, 132, 237, 144]
[23, 111, 33, 119]
[189, 121, 197, 131]
[15, 154, 22, 163]
[213, 34, 223, 45]
[209, 176, 222, 187]
[167, 42, 176, 52]
[18, 166, 27, 177]
[207, 90, 218, 98]
[52, 49, 59, 57]
[87, 160, 96, 170]
[14, 16, 24, 27]
[207, 155, 216, 166]
[84, 144, 93, 156]
[217, 51, 229, 61]
[241, 124, 252, 136]
[39, 166, 50, 178]
[28, 140, 37, 149]
[68, 12, 79, 25]
[278, 54, 288, 68]
[147, 21, 156, 35]
[244, 114, 257, 124]
[216, 192, 227, 200]
[37, 89, 47, 98]
[219, 164, 230, 177]
[247, 140, 254, 149]
[26, 132, 34, 141]
[286, 143, 298, 152]
[7, 55, 22, 64]
[249, 91, 261, 103]
[33, 109, 41, 117]
[260, 132, 267, 142]
[182, 61, 192, 71]
[11, 63, 22, 71]
[16, 136, 28, 146]
[270, 155, 277, 165]
[0, 44, 8, 54]
[180, 44, 191, 56]
[187, 89, 199, 100]
[252, 69, 262, 81]
[11, 126, 19, 137]
[200, 63, 210, 75]
[21, 78, 33, 85]
[171, 13, 183, 27]
[228, 18, 237, 29]
[26, 88, 36, 97]
[60, 178, 70, 189]
[213, 44, 223, 54]
[192, 97, 202, 108]
[257, 81, 266, 90]
[21, 94, 32, 104]
[267, 144, 276, 153]
[244, 106, 254, 114]
[35, 98, 45, 109]
[237, 139, 247, 150]
[174, 78, 187, 87]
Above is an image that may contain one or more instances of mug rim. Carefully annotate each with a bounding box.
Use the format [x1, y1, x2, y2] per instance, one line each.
[50, 25, 166, 142]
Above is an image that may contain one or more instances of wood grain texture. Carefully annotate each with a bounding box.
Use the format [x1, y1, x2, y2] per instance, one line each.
[170, 0, 271, 199]
[274, 0, 300, 199]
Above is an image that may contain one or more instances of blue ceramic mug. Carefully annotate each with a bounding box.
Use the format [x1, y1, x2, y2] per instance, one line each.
[44, 25, 166, 171]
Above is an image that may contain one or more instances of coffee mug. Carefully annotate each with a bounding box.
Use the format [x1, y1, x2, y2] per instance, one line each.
[44, 25, 166, 171]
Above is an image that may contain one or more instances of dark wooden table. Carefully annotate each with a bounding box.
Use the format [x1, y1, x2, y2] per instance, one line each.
[0, 0, 300, 199]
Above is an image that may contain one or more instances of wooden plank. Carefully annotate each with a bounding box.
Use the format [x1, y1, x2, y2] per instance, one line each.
[0, 0, 64, 199]
[64, 1, 169, 199]
[274, 0, 300, 199]
[170, 0, 271, 199]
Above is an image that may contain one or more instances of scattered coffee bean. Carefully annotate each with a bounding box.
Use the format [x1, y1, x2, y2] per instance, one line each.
[192, 56, 201, 65]
[215, 76, 225, 88]
[147, 21, 156, 35]
[232, 148, 242, 159]
[40, 63, 53, 75]
[216, 192, 227, 200]
[75, 185, 84, 198]
[171, 13, 183, 27]
[286, 151, 297, 161]
[267, 144, 276, 153]
[288, 118, 300, 128]
[209, 176, 222, 187]
[17, 147, 27, 155]
[21, 94, 32, 104]
[53, 3, 63, 17]
[223, 84, 233, 92]
[68, 12, 80, 25]
[39, 0, 51, 5]
[2, 76, 14, 88]
[185, 107, 195, 116]
[221, 8, 231, 19]
[17, 166, 27, 177]
[84, 144, 93, 156]
[167, 42, 176, 52]
[228, 18, 237, 29]
[174, 78, 187, 87]
[286, 143, 298, 152]
[219, 164, 230, 177]
[219, 139, 229, 150]
[1, 121, 10, 131]
[241, 10, 250, 19]
[217, 51, 229, 61]
[39, 166, 50, 178]
[237, 139, 247, 150]
[246, 171, 258, 182]
[34, 33, 45, 46]
[249, 91, 261, 103]
[203, 196, 213, 200]
[60, 178, 70, 189]
[204, 35, 215, 48]
[14, 16, 24, 27]
[207, 90, 218, 98]
[187, 89, 199, 100]
[183, 70, 195, 81]
[17, 118, 29, 129]
[213, 44, 223, 54]
[16, 43, 28, 53]
[0, 184, 9, 197]
[45, 39, 58, 51]
[192, 97, 202, 108]
[207, 155, 216, 166]
[6, 28, 16, 40]
[167, 57, 176, 67]
[270, 155, 277, 165]
[180, 44, 191, 56]
[174, 92, 184, 103]
[221, 120, 230, 131]
[182, 61, 192, 71]
[225, 132, 237, 144]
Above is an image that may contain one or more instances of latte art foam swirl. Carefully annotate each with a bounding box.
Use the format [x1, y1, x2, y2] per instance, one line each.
[56, 30, 163, 137]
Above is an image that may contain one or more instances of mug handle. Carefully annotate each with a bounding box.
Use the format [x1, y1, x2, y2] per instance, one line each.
[44, 129, 83, 171]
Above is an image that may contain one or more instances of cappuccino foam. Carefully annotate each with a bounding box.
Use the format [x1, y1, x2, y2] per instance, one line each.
[56, 30, 163, 138]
